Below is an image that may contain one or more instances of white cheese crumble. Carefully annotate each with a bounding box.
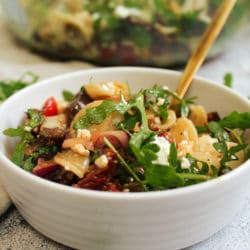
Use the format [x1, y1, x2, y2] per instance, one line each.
[162, 85, 169, 90]
[180, 157, 191, 170]
[152, 136, 171, 165]
[77, 129, 91, 140]
[24, 126, 32, 132]
[92, 12, 100, 20]
[115, 5, 142, 19]
[157, 98, 165, 106]
[71, 144, 90, 156]
[95, 155, 109, 169]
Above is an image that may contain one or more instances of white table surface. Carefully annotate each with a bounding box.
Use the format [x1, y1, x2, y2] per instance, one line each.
[0, 19, 249, 250]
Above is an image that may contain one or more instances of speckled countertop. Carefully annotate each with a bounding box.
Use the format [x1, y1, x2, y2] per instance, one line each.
[0, 19, 250, 250]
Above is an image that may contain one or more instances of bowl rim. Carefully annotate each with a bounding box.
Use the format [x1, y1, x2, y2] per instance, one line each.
[0, 66, 249, 201]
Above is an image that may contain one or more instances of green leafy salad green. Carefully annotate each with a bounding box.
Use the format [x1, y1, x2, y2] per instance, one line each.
[3, 82, 250, 192]
[0, 72, 38, 101]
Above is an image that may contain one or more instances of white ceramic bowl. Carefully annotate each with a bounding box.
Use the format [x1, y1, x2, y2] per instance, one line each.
[0, 67, 249, 250]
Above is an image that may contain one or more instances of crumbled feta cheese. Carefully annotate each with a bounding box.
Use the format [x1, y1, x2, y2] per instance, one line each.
[115, 5, 142, 18]
[180, 157, 191, 170]
[92, 12, 100, 20]
[152, 136, 171, 165]
[71, 144, 89, 156]
[157, 98, 165, 106]
[24, 126, 32, 132]
[77, 129, 91, 140]
[95, 155, 109, 169]
[162, 86, 169, 90]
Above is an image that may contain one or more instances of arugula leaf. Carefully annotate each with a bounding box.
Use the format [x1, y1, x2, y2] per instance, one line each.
[127, 93, 157, 166]
[0, 72, 38, 101]
[3, 126, 25, 137]
[73, 92, 148, 131]
[179, 97, 197, 117]
[73, 100, 118, 129]
[184, 154, 207, 174]
[4, 120, 59, 169]
[218, 111, 250, 130]
[146, 164, 185, 189]
[208, 121, 230, 142]
[143, 85, 169, 122]
[26, 109, 44, 129]
[129, 130, 155, 164]
[22, 145, 59, 172]
[142, 142, 159, 161]
[196, 125, 209, 134]
[168, 143, 178, 167]
[224, 73, 233, 88]
[214, 142, 246, 162]
[197, 111, 250, 137]
[3, 108, 43, 167]
[117, 110, 141, 130]
[10, 131, 34, 166]
[177, 172, 212, 183]
[179, 100, 190, 117]
[211, 165, 219, 177]
[142, 144, 212, 189]
[166, 88, 195, 117]
[73, 85, 196, 131]
[207, 120, 248, 174]
[62, 89, 74, 102]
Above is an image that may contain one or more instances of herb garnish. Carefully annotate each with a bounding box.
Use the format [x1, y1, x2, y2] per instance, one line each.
[219, 111, 250, 130]
[0, 72, 38, 101]
[208, 120, 248, 174]
[223, 72, 233, 88]
[3, 109, 44, 166]
[62, 89, 74, 102]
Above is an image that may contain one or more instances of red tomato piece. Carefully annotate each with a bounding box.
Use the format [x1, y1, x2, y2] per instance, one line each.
[43, 97, 58, 116]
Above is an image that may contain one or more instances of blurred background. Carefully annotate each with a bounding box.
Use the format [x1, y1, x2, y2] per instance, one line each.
[1, 0, 250, 67]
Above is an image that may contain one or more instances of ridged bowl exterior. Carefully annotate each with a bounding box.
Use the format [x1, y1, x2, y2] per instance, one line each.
[0, 67, 249, 250]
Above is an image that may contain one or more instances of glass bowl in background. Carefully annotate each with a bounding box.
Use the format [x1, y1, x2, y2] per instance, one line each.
[1, 0, 250, 67]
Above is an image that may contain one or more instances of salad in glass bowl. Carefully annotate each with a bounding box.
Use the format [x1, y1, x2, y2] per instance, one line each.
[1, 0, 250, 66]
